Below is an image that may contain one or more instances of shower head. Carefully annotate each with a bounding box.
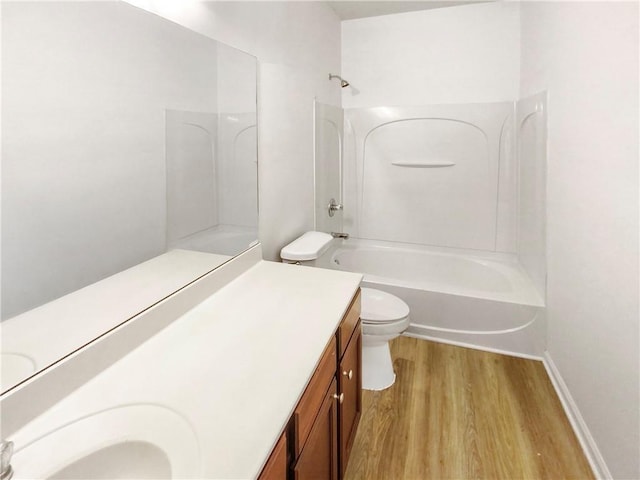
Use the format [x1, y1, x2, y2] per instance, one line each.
[329, 73, 350, 88]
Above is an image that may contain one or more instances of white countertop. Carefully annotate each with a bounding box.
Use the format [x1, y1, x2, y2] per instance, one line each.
[8, 257, 362, 479]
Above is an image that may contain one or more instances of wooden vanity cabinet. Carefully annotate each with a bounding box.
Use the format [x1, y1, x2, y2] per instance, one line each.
[262, 289, 361, 480]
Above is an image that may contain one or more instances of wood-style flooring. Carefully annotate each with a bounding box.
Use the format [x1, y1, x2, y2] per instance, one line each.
[344, 336, 594, 480]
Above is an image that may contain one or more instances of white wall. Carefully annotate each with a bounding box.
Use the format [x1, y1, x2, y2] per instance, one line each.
[520, 2, 639, 478]
[341, 2, 520, 108]
[128, 1, 342, 260]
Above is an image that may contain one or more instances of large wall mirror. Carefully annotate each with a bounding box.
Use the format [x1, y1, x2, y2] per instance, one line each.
[1, 1, 258, 393]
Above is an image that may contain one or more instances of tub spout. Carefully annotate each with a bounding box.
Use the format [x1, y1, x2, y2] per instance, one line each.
[331, 232, 349, 239]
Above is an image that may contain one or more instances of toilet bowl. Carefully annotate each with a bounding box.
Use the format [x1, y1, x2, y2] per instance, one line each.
[280, 232, 411, 391]
[360, 287, 410, 390]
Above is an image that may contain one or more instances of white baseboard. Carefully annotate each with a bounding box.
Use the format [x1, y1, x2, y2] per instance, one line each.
[404, 325, 544, 361]
[542, 351, 611, 480]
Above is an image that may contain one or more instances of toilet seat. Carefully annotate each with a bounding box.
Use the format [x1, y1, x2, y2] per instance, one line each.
[360, 287, 410, 324]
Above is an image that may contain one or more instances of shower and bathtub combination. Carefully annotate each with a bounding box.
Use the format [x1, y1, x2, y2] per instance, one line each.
[166, 110, 258, 257]
[314, 93, 547, 359]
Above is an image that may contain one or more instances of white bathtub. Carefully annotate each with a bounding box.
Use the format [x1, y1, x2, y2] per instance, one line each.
[315, 238, 545, 358]
[173, 225, 258, 257]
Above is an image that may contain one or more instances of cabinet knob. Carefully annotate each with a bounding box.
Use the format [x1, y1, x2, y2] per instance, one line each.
[333, 393, 344, 404]
[342, 370, 353, 380]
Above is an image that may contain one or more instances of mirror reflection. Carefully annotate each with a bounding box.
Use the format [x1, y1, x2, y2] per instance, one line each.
[1, 1, 258, 393]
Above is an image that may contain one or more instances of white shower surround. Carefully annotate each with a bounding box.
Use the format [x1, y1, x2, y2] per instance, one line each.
[343, 102, 518, 253]
[167, 110, 258, 253]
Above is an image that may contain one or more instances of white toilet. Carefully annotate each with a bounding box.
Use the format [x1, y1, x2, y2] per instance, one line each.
[359, 287, 410, 390]
[280, 231, 411, 391]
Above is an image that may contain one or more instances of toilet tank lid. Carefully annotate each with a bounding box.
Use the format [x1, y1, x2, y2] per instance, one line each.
[280, 231, 333, 261]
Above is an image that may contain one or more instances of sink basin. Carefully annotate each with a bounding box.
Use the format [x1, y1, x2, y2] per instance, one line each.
[1, 353, 37, 391]
[11, 404, 201, 479]
[50, 441, 172, 479]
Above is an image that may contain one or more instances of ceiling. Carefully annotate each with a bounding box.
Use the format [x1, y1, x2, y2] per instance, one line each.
[327, 1, 491, 20]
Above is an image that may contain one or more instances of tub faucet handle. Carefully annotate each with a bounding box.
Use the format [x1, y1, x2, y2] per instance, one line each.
[327, 198, 343, 217]
[0, 440, 14, 480]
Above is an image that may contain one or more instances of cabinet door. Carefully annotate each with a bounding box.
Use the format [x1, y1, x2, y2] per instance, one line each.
[338, 323, 362, 478]
[258, 432, 287, 480]
[293, 338, 337, 457]
[293, 378, 339, 480]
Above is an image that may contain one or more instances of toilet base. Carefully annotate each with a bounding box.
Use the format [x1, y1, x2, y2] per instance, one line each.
[362, 340, 396, 391]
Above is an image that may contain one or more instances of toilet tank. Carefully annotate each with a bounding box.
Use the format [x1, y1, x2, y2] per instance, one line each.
[280, 231, 333, 263]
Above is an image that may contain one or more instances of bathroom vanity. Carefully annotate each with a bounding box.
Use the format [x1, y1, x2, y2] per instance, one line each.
[261, 289, 362, 479]
[1, 245, 363, 479]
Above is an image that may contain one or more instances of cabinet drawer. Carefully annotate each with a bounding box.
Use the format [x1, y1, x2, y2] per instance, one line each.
[337, 289, 361, 359]
[293, 336, 337, 457]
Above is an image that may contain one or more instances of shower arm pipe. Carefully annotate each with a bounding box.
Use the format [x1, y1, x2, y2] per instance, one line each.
[328, 73, 350, 88]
